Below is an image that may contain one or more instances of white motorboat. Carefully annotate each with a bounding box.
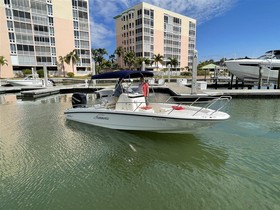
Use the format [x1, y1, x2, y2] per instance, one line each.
[64, 70, 231, 134]
[6, 75, 54, 87]
[225, 50, 280, 81]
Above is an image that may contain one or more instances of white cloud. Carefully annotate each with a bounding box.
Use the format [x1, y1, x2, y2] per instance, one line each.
[89, 0, 237, 48]
[91, 0, 237, 23]
[90, 15, 115, 48]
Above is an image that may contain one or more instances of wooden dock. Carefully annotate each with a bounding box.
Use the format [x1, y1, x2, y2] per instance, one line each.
[1, 83, 280, 99]
[166, 83, 205, 96]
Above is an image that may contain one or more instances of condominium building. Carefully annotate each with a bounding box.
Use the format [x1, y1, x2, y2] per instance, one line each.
[114, 2, 196, 70]
[0, 0, 91, 78]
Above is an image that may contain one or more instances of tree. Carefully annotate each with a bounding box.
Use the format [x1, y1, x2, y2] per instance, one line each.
[115, 46, 124, 68]
[92, 48, 108, 66]
[135, 57, 146, 70]
[0, 56, 8, 78]
[115, 46, 124, 64]
[108, 54, 116, 69]
[109, 54, 116, 64]
[167, 57, 179, 70]
[153, 54, 164, 71]
[58, 56, 66, 77]
[65, 50, 80, 73]
[91, 48, 108, 74]
[123, 51, 135, 69]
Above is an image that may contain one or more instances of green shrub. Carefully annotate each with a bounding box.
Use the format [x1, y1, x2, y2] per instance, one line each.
[37, 69, 44, 78]
[22, 69, 32, 76]
[180, 72, 192, 76]
[67, 72, 74, 78]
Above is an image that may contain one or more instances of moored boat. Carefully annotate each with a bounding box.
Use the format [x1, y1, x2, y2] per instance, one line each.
[225, 50, 280, 81]
[64, 70, 231, 133]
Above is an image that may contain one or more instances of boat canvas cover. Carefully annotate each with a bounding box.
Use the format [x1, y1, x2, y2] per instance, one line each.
[91, 70, 154, 79]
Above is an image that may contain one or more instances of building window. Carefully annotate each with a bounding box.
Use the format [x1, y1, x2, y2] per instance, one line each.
[50, 37, 55, 46]
[51, 47, 56, 56]
[137, 9, 142, 16]
[48, 5, 53, 16]
[150, 10, 154, 19]
[74, 21, 79, 29]
[75, 40, 80, 48]
[10, 44, 16, 54]
[49, 27, 54, 36]
[74, 30, 79, 39]
[7, 20, 13, 31]
[48, 17, 54, 26]
[78, 0, 87, 9]
[164, 15, 168, 23]
[9, 33, 15, 42]
[73, 10, 78, 20]
[144, 9, 149, 16]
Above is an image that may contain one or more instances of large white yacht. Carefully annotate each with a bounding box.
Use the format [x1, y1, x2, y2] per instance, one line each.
[225, 50, 280, 81]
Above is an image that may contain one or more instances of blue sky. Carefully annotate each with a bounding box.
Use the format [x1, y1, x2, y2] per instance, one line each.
[89, 0, 280, 62]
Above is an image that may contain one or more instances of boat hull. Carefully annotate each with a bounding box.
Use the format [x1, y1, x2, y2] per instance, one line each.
[6, 80, 43, 86]
[225, 59, 280, 81]
[64, 108, 230, 134]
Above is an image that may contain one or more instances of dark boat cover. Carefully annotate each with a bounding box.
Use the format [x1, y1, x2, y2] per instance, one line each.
[91, 70, 154, 79]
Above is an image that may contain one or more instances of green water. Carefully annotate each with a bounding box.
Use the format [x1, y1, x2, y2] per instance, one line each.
[0, 94, 280, 210]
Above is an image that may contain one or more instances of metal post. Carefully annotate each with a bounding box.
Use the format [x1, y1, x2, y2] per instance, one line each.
[191, 50, 198, 95]
[229, 74, 234, 89]
[141, 61, 145, 71]
[43, 64, 48, 87]
[91, 61, 96, 85]
[167, 64, 171, 83]
[278, 69, 280, 89]
[258, 64, 263, 89]
[31, 67, 35, 79]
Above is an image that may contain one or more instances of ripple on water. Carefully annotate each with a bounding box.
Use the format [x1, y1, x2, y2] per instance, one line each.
[1, 96, 280, 209]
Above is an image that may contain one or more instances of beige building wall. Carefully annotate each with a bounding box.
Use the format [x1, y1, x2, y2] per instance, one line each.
[152, 6, 164, 56]
[115, 2, 196, 70]
[0, 0, 91, 78]
[0, 2, 13, 78]
[180, 18, 190, 68]
[53, 0, 75, 73]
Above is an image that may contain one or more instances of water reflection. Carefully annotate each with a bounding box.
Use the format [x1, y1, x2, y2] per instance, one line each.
[65, 121, 228, 177]
[1, 95, 280, 209]
[0, 94, 17, 105]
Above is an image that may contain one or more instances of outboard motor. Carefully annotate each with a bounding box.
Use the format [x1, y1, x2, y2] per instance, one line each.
[72, 92, 87, 108]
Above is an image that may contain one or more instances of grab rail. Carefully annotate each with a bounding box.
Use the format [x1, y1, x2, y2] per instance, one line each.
[96, 93, 232, 116]
[192, 96, 232, 116]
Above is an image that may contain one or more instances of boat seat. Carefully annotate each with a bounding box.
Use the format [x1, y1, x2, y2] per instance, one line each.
[140, 105, 152, 110]
[172, 106, 185, 110]
[138, 106, 154, 113]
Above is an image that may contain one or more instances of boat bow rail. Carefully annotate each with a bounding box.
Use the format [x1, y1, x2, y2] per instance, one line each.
[165, 96, 232, 116]
[96, 94, 232, 117]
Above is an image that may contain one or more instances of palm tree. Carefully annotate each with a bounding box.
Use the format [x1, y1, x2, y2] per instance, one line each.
[109, 54, 116, 69]
[153, 54, 164, 71]
[123, 51, 135, 69]
[167, 57, 179, 70]
[92, 48, 108, 66]
[0, 56, 8, 78]
[58, 56, 66, 77]
[65, 50, 80, 73]
[91, 48, 108, 73]
[109, 54, 115, 63]
[135, 57, 146, 70]
[115, 46, 124, 68]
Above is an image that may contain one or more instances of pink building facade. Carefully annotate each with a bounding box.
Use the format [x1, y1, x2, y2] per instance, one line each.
[114, 2, 196, 70]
